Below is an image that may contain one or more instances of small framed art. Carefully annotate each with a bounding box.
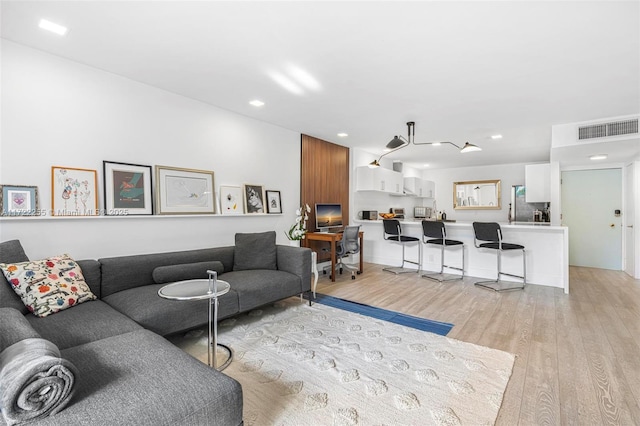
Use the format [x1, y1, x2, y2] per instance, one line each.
[243, 184, 265, 214]
[51, 166, 99, 216]
[265, 190, 282, 214]
[0, 185, 39, 216]
[155, 165, 216, 215]
[220, 185, 243, 215]
[103, 161, 153, 215]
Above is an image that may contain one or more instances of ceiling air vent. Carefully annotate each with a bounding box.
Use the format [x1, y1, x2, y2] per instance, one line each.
[578, 118, 638, 140]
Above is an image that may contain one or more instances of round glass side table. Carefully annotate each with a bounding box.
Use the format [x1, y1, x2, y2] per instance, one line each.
[158, 272, 232, 370]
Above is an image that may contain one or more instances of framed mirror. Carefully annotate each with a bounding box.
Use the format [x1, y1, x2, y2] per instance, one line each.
[453, 179, 501, 210]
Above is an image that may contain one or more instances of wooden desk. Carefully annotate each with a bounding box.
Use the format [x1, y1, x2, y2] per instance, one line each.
[304, 231, 364, 282]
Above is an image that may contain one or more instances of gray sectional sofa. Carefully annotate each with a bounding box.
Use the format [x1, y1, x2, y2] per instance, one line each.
[0, 232, 312, 425]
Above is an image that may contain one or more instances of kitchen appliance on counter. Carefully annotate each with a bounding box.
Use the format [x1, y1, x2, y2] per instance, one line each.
[512, 185, 550, 222]
[390, 208, 405, 219]
[358, 210, 378, 220]
[414, 206, 431, 219]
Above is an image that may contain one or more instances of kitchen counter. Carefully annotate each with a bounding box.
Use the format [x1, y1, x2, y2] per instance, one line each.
[353, 219, 569, 293]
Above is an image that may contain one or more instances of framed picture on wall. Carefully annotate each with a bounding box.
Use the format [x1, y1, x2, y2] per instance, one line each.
[243, 184, 265, 214]
[0, 185, 39, 216]
[155, 165, 216, 215]
[265, 190, 282, 214]
[219, 185, 243, 215]
[103, 161, 153, 215]
[51, 166, 99, 216]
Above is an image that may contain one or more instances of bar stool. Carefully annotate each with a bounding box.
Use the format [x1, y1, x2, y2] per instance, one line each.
[472, 222, 526, 292]
[382, 219, 421, 274]
[421, 221, 464, 282]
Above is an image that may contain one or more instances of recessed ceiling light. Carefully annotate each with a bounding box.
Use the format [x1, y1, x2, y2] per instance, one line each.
[491, 134, 503, 140]
[268, 71, 304, 95]
[39, 19, 68, 36]
[423, 164, 430, 167]
[249, 100, 264, 107]
[431, 142, 441, 147]
[287, 65, 322, 91]
[337, 133, 348, 137]
[589, 154, 608, 160]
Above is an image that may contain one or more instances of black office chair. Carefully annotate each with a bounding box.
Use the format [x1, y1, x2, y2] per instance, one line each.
[382, 219, 421, 274]
[472, 222, 526, 291]
[421, 221, 464, 282]
[322, 225, 361, 279]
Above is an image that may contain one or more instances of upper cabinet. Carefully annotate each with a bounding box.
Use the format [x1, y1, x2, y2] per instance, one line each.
[404, 177, 435, 198]
[525, 163, 551, 202]
[356, 166, 402, 194]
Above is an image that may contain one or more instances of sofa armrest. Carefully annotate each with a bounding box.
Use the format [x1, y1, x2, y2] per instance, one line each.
[276, 246, 312, 293]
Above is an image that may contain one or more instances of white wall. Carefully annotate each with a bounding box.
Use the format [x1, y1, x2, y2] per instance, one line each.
[0, 41, 301, 259]
[422, 163, 526, 223]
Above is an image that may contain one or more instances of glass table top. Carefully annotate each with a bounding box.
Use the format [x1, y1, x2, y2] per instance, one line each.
[158, 279, 230, 301]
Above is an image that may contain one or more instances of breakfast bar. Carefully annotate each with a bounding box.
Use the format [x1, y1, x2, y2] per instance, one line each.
[355, 220, 569, 293]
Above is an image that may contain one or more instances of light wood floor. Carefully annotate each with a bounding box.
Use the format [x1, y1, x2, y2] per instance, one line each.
[315, 263, 640, 425]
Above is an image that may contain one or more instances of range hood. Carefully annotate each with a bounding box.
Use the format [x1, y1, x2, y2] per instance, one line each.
[394, 161, 416, 196]
[402, 187, 416, 196]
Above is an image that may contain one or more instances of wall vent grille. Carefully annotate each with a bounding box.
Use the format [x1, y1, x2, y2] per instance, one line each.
[578, 119, 638, 140]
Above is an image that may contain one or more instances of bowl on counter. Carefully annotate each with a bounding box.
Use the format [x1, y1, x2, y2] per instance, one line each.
[379, 213, 396, 219]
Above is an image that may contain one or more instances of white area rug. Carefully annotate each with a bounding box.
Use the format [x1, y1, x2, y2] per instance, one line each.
[175, 298, 515, 426]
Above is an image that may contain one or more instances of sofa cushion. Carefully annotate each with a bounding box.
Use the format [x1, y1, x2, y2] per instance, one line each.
[75, 259, 101, 299]
[223, 269, 302, 312]
[233, 231, 277, 271]
[0, 254, 97, 318]
[35, 330, 243, 426]
[26, 300, 142, 350]
[99, 247, 235, 298]
[0, 240, 30, 313]
[152, 261, 225, 284]
[102, 283, 239, 336]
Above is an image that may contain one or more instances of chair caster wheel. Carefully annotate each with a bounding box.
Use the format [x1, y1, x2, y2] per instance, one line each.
[357, 271, 362, 275]
[351, 275, 356, 280]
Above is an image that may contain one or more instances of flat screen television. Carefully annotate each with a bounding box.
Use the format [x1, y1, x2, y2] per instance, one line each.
[315, 203, 343, 232]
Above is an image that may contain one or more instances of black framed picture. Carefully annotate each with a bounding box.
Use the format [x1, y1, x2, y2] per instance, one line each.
[265, 190, 282, 214]
[103, 161, 153, 215]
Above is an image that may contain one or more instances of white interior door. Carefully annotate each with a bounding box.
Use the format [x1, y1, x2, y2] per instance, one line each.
[561, 168, 623, 270]
[624, 163, 635, 277]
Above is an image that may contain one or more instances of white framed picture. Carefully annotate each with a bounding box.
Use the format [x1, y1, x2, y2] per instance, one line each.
[219, 185, 243, 215]
[243, 184, 265, 214]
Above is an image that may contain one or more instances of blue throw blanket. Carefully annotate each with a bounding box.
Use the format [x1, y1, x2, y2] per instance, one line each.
[0, 309, 77, 425]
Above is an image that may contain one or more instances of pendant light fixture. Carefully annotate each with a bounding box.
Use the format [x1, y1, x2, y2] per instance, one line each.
[369, 122, 482, 168]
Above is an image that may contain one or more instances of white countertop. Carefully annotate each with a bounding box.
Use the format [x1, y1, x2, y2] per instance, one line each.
[354, 219, 565, 231]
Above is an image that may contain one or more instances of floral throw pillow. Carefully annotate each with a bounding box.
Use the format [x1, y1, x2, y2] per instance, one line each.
[0, 254, 97, 317]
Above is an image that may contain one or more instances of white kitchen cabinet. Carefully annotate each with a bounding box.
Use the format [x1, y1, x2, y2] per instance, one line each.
[403, 177, 435, 198]
[356, 166, 402, 194]
[525, 163, 551, 202]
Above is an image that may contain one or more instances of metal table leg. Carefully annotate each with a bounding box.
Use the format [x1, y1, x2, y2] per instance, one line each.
[208, 295, 232, 370]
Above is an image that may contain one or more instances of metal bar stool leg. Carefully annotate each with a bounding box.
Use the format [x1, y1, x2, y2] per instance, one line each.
[384, 242, 421, 274]
[474, 248, 526, 292]
[421, 243, 464, 282]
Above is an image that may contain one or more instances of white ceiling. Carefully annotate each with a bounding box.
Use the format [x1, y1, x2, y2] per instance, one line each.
[2, 1, 639, 169]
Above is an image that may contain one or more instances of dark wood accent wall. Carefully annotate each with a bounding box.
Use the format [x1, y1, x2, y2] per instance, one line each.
[301, 134, 350, 257]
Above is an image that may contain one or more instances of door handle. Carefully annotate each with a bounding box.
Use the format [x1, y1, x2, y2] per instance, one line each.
[628, 225, 634, 228]
[610, 224, 615, 228]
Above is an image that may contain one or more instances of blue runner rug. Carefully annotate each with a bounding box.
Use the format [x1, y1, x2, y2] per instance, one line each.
[306, 293, 454, 336]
